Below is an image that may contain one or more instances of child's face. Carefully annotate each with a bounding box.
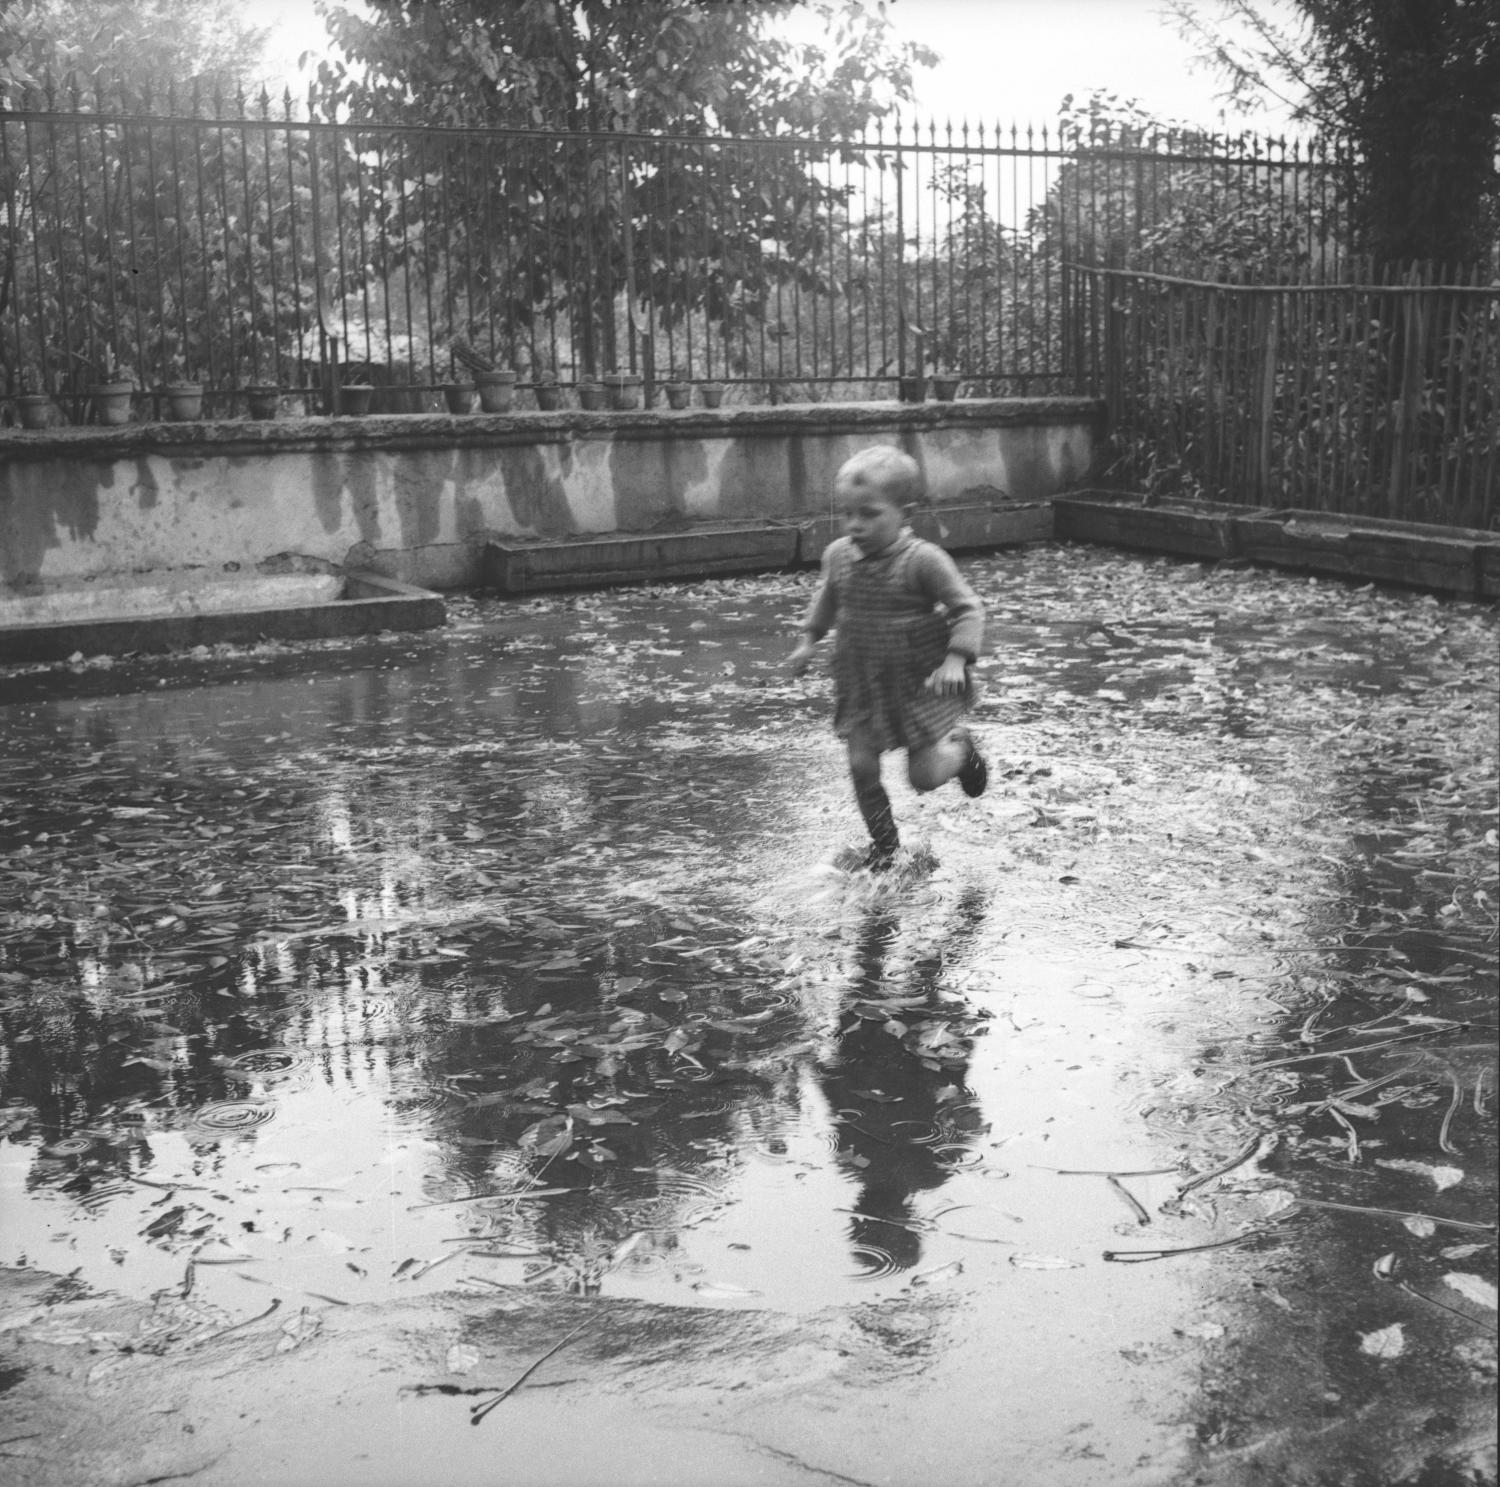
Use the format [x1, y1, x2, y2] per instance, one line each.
[834, 478, 908, 555]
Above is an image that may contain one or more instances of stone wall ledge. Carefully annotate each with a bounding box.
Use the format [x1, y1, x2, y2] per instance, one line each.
[0, 396, 1103, 460]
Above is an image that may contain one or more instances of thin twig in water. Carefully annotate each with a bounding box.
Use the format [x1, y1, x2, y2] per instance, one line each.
[407, 1187, 573, 1212]
[1244, 1027, 1468, 1073]
[122, 1172, 208, 1193]
[470, 1320, 593, 1425]
[1398, 1280, 1499, 1334]
[1039, 1165, 1183, 1177]
[1107, 1174, 1152, 1225]
[1438, 1071, 1463, 1155]
[1319, 1067, 1420, 1107]
[1111, 941, 1388, 955]
[410, 1246, 473, 1281]
[1104, 1226, 1277, 1262]
[1176, 1134, 1266, 1198]
[834, 1207, 931, 1232]
[1328, 1106, 1360, 1163]
[1475, 1069, 1491, 1118]
[1293, 1198, 1496, 1232]
[193, 1297, 282, 1347]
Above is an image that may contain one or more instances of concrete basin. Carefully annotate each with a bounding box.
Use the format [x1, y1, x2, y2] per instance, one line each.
[0, 569, 444, 663]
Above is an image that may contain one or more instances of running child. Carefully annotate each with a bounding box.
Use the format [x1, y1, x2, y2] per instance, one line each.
[787, 445, 987, 869]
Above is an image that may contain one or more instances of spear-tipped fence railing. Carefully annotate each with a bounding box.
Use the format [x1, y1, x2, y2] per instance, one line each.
[2, 74, 1362, 416]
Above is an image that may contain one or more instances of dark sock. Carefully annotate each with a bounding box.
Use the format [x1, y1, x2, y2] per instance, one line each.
[854, 781, 900, 857]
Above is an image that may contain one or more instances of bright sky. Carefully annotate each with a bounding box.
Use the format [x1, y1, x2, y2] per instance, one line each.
[888, 0, 1295, 132]
[241, 0, 1298, 134]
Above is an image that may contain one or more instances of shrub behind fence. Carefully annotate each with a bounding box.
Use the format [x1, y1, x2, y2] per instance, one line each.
[1090, 263, 1499, 530]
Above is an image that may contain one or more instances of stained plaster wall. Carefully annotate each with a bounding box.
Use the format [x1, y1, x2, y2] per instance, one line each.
[0, 399, 1099, 593]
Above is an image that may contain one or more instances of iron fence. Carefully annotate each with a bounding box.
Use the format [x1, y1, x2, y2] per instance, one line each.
[2, 75, 1360, 414]
[1088, 263, 1500, 530]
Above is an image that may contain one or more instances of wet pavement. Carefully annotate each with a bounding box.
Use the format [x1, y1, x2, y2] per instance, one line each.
[0, 545, 1495, 1487]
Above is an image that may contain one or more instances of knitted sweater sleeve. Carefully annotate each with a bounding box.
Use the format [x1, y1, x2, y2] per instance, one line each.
[909, 542, 985, 661]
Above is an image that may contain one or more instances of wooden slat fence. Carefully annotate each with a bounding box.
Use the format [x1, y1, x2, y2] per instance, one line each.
[1091, 264, 1499, 531]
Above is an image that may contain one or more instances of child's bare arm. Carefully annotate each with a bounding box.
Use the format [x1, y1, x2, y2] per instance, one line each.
[787, 633, 821, 674]
[924, 653, 970, 696]
[788, 545, 839, 673]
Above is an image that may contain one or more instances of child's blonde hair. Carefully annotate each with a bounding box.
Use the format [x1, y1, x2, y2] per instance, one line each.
[835, 445, 924, 508]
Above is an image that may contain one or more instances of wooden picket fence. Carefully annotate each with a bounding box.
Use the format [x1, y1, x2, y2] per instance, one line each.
[1089, 263, 1499, 531]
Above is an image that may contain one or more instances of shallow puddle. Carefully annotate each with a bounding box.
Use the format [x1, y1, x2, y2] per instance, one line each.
[1, 547, 1495, 1482]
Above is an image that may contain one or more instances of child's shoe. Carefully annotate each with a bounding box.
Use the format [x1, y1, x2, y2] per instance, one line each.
[955, 729, 988, 798]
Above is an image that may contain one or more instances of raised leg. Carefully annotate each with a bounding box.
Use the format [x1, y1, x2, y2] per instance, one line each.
[908, 728, 987, 797]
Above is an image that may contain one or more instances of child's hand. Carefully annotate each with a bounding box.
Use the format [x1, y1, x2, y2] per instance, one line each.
[924, 654, 970, 697]
[786, 639, 819, 676]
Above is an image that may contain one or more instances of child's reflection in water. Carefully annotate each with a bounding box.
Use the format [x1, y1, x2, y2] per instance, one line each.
[816, 885, 991, 1270]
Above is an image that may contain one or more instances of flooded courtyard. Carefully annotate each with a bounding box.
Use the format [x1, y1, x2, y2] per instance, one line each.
[1, 545, 1495, 1487]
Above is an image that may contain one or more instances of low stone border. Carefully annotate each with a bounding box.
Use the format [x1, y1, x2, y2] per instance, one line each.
[1053, 494, 1500, 599]
[0, 570, 444, 663]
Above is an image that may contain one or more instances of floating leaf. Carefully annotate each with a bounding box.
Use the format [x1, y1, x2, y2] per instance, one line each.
[1358, 1323, 1405, 1359]
[1376, 1160, 1463, 1191]
[277, 1309, 323, 1352]
[908, 1260, 964, 1286]
[1442, 1273, 1498, 1311]
[518, 1114, 574, 1159]
[1177, 1321, 1226, 1340]
[1010, 1253, 1082, 1271]
[446, 1342, 481, 1375]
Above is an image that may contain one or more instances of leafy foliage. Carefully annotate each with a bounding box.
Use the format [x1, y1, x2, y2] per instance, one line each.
[0, 2, 320, 398]
[306, 0, 936, 379]
[311, 0, 934, 135]
[0, 0, 269, 107]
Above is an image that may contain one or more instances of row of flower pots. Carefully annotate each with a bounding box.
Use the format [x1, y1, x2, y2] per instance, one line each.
[9, 374, 971, 429]
[900, 373, 966, 402]
[11, 380, 216, 428]
[434, 372, 728, 414]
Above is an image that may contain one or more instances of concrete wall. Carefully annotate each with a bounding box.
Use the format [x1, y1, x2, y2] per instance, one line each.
[1, 398, 1100, 593]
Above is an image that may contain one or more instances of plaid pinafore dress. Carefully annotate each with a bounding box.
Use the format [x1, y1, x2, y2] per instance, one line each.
[828, 537, 973, 752]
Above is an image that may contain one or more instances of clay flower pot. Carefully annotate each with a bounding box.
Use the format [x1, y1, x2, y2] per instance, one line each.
[475, 368, 517, 412]
[577, 381, 608, 411]
[162, 382, 204, 421]
[443, 382, 477, 414]
[91, 380, 134, 426]
[341, 384, 374, 415]
[533, 382, 562, 411]
[16, 393, 53, 430]
[664, 382, 692, 410]
[603, 372, 642, 410]
[699, 382, 726, 408]
[246, 385, 281, 420]
[932, 374, 962, 402]
[898, 375, 928, 404]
